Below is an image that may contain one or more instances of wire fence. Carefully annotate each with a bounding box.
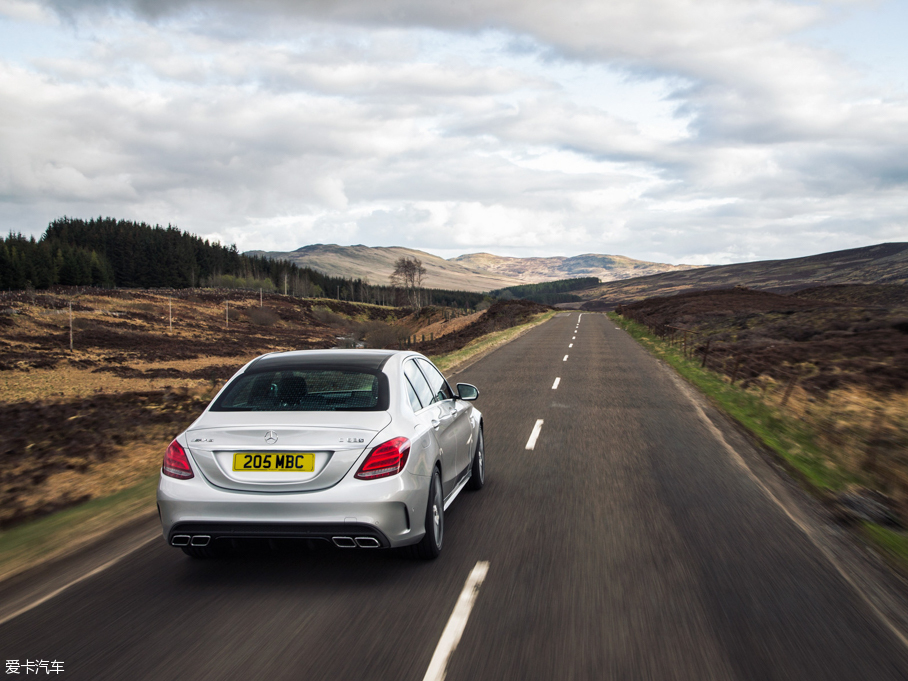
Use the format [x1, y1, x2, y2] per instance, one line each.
[619, 308, 803, 407]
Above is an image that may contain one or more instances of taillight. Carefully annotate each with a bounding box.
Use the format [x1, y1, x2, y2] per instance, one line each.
[162, 439, 194, 479]
[355, 437, 411, 480]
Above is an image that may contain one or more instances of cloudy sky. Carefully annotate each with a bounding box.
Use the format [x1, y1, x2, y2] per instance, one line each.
[1, 0, 907, 265]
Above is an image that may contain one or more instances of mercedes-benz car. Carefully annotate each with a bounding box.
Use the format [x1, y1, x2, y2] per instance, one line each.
[157, 349, 484, 559]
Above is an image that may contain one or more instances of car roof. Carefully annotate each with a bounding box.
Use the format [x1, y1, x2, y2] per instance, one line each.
[247, 349, 400, 373]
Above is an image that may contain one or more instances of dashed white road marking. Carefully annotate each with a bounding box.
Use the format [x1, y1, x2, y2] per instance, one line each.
[572, 336, 576, 340]
[525, 419, 544, 450]
[562, 354, 569, 361]
[552, 377, 560, 390]
[422, 561, 490, 681]
[568, 343, 573, 348]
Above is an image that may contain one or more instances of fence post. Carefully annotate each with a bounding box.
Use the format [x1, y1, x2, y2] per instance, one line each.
[226, 300, 229, 330]
[69, 302, 73, 351]
[780, 373, 798, 407]
[731, 355, 741, 385]
[701, 338, 711, 368]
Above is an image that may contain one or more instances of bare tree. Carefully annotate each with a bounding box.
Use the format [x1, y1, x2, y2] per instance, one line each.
[390, 256, 427, 309]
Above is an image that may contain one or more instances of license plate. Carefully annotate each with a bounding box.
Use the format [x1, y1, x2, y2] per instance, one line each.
[233, 453, 315, 472]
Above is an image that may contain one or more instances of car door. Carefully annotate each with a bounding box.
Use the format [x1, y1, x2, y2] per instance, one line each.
[416, 358, 473, 484]
[404, 359, 459, 497]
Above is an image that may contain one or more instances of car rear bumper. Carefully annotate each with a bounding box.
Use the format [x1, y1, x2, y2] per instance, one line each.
[167, 521, 392, 548]
[157, 469, 429, 550]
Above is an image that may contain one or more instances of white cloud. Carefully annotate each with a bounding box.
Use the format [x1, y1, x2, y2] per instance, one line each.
[0, 0, 905, 265]
[0, 0, 54, 23]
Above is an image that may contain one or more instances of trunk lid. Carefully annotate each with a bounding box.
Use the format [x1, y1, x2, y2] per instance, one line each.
[185, 411, 391, 492]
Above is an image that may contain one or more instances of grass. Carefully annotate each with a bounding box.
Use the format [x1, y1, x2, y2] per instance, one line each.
[862, 523, 908, 565]
[431, 310, 557, 374]
[609, 311, 908, 572]
[0, 474, 159, 582]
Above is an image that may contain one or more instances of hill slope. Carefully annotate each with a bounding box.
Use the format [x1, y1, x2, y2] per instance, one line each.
[247, 244, 522, 293]
[452, 252, 696, 283]
[580, 243, 908, 310]
[249, 244, 696, 292]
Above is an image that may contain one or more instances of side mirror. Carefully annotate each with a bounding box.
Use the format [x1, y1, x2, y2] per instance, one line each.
[456, 383, 479, 401]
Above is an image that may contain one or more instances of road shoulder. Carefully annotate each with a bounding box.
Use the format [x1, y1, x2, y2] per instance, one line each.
[662, 356, 908, 650]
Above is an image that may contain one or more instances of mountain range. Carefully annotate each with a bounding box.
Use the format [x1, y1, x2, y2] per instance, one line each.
[246, 244, 696, 292]
[248, 242, 908, 306]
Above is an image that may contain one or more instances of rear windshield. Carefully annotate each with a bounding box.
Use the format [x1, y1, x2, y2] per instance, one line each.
[210, 368, 388, 412]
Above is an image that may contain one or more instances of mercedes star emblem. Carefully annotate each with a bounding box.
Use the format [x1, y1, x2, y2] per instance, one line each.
[264, 430, 278, 445]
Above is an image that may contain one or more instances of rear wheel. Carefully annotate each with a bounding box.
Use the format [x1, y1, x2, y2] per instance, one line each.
[467, 428, 485, 491]
[414, 467, 443, 560]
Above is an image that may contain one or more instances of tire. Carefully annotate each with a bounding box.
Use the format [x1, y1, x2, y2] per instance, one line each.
[467, 427, 485, 491]
[181, 542, 227, 559]
[414, 467, 444, 560]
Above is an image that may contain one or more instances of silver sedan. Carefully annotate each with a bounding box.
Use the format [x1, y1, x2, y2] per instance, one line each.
[157, 349, 484, 559]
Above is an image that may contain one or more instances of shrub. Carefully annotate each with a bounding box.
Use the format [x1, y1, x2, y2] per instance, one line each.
[361, 321, 400, 349]
[312, 306, 350, 329]
[246, 307, 280, 326]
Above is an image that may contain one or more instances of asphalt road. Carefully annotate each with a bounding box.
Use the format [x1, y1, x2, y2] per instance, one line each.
[5, 312, 908, 680]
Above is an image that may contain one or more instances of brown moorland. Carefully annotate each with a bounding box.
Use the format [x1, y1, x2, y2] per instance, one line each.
[616, 285, 908, 394]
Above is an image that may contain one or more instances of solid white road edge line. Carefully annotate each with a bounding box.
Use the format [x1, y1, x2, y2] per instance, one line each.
[525, 419, 544, 450]
[0, 533, 157, 627]
[422, 561, 490, 681]
[563, 355, 569, 361]
[552, 377, 561, 390]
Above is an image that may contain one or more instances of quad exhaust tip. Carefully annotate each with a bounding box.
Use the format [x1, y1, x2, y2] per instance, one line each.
[355, 537, 380, 548]
[172, 535, 211, 547]
[332, 536, 380, 548]
[174, 534, 377, 549]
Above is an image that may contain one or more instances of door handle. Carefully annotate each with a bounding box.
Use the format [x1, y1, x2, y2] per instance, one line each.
[431, 419, 441, 429]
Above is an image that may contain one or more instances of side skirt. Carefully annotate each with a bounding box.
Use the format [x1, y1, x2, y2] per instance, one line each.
[443, 469, 472, 511]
